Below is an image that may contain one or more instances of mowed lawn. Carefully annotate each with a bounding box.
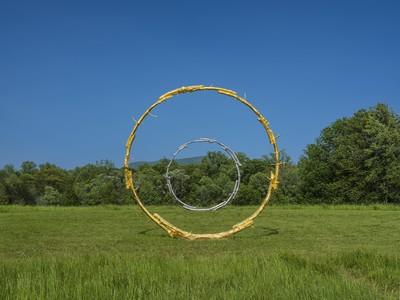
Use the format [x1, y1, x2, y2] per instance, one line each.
[0, 205, 399, 299]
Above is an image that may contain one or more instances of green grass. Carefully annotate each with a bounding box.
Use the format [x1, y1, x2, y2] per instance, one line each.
[0, 205, 399, 299]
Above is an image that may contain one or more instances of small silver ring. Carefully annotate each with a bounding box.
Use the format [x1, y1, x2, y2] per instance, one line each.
[164, 138, 241, 211]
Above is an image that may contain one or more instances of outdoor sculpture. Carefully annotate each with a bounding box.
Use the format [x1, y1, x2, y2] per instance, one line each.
[124, 85, 280, 240]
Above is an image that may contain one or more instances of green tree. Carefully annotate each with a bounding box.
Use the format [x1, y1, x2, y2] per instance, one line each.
[298, 103, 400, 204]
[134, 166, 167, 205]
[167, 169, 190, 199]
[215, 172, 235, 201]
[0, 182, 9, 204]
[241, 155, 271, 185]
[248, 172, 268, 199]
[73, 166, 129, 206]
[231, 184, 261, 205]
[152, 158, 176, 175]
[0, 166, 11, 204]
[4, 173, 37, 205]
[35, 163, 68, 195]
[20, 161, 37, 175]
[190, 176, 223, 207]
[2, 164, 16, 176]
[37, 186, 65, 206]
[272, 152, 301, 204]
[199, 152, 230, 179]
[241, 151, 300, 205]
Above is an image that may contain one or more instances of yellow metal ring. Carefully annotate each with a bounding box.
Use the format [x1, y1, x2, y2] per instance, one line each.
[124, 85, 280, 240]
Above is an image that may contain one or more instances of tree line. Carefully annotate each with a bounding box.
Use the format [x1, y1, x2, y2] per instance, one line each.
[0, 160, 131, 206]
[0, 103, 399, 206]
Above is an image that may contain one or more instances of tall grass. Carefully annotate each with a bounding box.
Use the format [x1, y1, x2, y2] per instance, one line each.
[0, 205, 399, 299]
[2, 252, 398, 299]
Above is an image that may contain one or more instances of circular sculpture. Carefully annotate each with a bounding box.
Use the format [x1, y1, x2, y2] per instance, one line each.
[165, 137, 242, 211]
[124, 85, 280, 240]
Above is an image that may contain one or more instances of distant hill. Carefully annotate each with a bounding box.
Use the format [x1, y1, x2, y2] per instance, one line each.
[130, 156, 204, 169]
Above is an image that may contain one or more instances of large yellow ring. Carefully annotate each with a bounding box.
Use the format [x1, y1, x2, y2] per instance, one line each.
[124, 85, 280, 240]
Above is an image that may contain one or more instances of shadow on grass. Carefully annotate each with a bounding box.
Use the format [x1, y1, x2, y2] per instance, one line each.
[259, 227, 279, 236]
[137, 226, 279, 238]
[137, 227, 169, 237]
[233, 227, 279, 239]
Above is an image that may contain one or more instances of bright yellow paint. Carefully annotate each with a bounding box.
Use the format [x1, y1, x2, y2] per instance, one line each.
[124, 85, 280, 240]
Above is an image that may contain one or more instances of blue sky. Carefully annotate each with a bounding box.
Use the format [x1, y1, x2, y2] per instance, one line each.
[1, 0, 399, 169]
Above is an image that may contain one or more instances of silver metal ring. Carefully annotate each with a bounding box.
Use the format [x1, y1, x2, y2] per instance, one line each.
[164, 138, 241, 211]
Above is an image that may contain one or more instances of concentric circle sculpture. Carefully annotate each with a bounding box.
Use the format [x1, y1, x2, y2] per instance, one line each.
[124, 85, 280, 240]
[165, 137, 241, 211]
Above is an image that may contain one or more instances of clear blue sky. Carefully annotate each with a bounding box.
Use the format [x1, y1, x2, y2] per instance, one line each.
[1, 0, 399, 170]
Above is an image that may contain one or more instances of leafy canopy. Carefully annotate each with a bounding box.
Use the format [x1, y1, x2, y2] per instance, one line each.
[298, 103, 400, 204]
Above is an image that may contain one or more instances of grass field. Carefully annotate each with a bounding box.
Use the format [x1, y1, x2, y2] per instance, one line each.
[0, 205, 399, 299]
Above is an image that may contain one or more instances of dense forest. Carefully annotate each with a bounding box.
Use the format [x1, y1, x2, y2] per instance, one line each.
[1, 103, 399, 206]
